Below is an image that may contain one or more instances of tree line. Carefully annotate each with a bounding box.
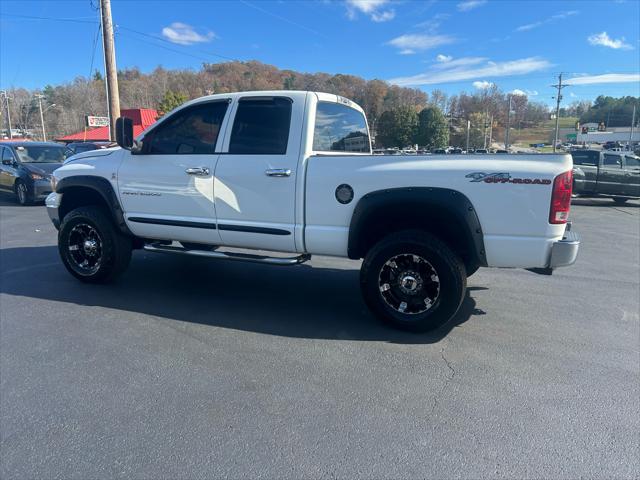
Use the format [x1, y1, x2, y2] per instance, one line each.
[4, 60, 631, 147]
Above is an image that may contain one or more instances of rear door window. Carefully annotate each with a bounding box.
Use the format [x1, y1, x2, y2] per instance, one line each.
[228, 97, 292, 155]
[602, 154, 622, 168]
[571, 151, 599, 166]
[312, 102, 370, 153]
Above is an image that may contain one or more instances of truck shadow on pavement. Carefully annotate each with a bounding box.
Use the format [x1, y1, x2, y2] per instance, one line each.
[0, 246, 487, 344]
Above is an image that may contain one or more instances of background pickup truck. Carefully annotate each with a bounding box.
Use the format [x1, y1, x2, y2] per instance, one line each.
[571, 149, 640, 204]
[47, 90, 580, 332]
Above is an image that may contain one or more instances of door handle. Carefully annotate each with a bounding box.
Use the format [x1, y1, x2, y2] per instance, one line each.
[265, 168, 291, 177]
[185, 167, 210, 176]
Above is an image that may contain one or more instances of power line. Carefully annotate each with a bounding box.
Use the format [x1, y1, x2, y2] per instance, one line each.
[0, 13, 98, 24]
[117, 26, 238, 62]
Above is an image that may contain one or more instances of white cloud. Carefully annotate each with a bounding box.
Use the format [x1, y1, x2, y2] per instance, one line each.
[415, 14, 450, 33]
[565, 73, 640, 85]
[161, 22, 215, 45]
[432, 56, 486, 69]
[570, 92, 577, 98]
[510, 89, 526, 96]
[389, 56, 553, 86]
[516, 10, 578, 32]
[436, 54, 452, 63]
[457, 0, 487, 12]
[473, 80, 494, 89]
[346, 0, 395, 22]
[587, 32, 633, 50]
[387, 34, 456, 55]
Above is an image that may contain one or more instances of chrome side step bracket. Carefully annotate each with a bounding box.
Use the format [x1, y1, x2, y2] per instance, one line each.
[143, 243, 311, 266]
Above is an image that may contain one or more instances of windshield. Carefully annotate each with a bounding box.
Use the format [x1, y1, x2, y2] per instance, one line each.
[15, 145, 66, 163]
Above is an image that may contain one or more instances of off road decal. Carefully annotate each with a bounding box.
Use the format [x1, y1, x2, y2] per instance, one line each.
[466, 172, 551, 185]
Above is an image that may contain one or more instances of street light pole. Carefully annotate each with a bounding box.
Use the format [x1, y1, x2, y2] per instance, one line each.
[505, 95, 512, 150]
[629, 104, 636, 151]
[35, 94, 46, 141]
[0, 90, 12, 139]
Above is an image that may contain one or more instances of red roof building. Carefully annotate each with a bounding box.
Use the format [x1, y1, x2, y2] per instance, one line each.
[56, 108, 158, 142]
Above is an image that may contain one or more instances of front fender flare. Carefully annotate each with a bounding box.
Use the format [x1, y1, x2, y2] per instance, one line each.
[56, 175, 132, 236]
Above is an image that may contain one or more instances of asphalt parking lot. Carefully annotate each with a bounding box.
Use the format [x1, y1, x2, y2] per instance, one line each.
[1, 195, 638, 479]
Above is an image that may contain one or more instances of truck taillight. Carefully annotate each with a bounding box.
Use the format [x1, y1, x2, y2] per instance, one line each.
[549, 170, 573, 224]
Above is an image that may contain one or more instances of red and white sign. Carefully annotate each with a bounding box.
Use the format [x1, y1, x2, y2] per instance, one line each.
[86, 116, 110, 127]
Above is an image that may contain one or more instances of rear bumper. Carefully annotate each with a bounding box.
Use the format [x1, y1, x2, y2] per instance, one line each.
[526, 224, 580, 275]
[549, 227, 580, 268]
[45, 192, 62, 230]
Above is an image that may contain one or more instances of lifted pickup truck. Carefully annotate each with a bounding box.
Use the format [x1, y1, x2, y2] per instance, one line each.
[571, 149, 640, 204]
[47, 91, 580, 331]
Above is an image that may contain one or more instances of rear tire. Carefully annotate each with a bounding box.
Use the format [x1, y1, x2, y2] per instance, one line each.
[360, 230, 466, 332]
[613, 197, 628, 205]
[15, 181, 31, 205]
[58, 206, 132, 283]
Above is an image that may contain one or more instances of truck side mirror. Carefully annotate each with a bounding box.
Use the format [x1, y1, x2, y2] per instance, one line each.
[2, 159, 13, 166]
[115, 117, 134, 150]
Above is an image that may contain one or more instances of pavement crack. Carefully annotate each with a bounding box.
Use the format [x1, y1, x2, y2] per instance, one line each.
[611, 207, 635, 216]
[440, 347, 456, 380]
[430, 344, 456, 414]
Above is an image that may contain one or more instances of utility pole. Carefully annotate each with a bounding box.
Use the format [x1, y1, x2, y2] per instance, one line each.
[629, 104, 636, 151]
[100, 0, 120, 140]
[465, 119, 471, 152]
[35, 94, 46, 141]
[552, 73, 565, 153]
[505, 95, 512, 150]
[0, 90, 13, 139]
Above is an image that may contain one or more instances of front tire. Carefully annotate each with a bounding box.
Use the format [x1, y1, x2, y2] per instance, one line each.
[15, 181, 31, 205]
[58, 206, 132, 283]
[360, 230, 466, 332]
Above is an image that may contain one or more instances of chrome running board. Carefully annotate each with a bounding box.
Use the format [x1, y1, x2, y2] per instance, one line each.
[143, 243, 311, 266]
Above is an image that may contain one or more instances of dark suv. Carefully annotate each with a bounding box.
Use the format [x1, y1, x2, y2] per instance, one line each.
[0, 142, 69, 205]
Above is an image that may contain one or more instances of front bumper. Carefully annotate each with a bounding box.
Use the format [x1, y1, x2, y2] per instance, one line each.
[45, 192, 62, 230]
[33, 180, 53, 201]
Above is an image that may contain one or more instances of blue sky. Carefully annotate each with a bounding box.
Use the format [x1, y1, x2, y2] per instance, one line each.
[1, 0, 638, 106]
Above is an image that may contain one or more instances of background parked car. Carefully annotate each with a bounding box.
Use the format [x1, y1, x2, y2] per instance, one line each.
[0, 142, 68, 205]
[65, 141, 117, 155]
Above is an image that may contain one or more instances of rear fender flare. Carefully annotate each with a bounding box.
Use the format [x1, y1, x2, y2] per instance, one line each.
[347, 187, 487, 267]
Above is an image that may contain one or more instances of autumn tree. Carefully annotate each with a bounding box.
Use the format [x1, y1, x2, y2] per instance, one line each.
[157, 90, 188, 115]
[415, 106, 448, 149]
[376, 106, 419, 148]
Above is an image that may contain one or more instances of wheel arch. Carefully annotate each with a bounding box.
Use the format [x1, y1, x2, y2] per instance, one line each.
[56, 176, 132, 236]
[347, 187, 487, 271]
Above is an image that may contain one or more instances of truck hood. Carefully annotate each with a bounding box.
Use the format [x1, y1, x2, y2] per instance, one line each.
[64, 147, 120, 164]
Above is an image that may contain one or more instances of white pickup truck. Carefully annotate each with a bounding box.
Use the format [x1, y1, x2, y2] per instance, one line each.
[47, 91, 579, 331]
